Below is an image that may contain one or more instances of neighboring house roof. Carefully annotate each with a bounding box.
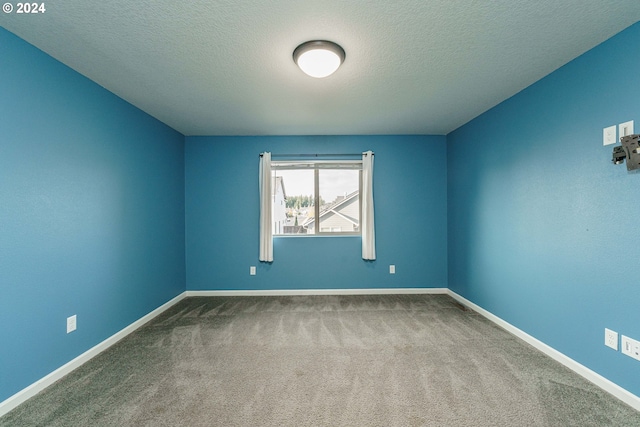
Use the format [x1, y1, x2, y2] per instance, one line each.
[302, 190, 359, 227]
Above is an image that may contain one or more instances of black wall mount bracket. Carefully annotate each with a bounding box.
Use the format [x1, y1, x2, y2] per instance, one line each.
[612, 134, 640, 171]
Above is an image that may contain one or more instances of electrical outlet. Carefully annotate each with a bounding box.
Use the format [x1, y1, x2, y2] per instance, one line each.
[250, 266, 256, 276]
[603, 125, 617, 146]
[605, 328, 618, 350]
[389, 265, 395, 274]
[67, 315, 77, 334]
[621, 335, 640, 362]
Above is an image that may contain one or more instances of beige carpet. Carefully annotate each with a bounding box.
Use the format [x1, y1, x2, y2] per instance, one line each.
[1, 294, 639, 426]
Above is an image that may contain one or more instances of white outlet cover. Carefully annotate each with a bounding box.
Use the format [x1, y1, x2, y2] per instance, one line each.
[389, 265, 395, 274]
[603, 125, 616, 146]
[619, 120, 634, 138]
[67, 315, 77, 334]
[605, 328, 618, 350]
[250, 266, 256, 276]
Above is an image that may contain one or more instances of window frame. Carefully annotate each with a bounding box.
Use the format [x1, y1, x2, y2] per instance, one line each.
[272, 160, 363, 237]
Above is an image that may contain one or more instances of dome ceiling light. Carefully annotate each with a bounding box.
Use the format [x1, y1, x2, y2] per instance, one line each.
[293, 40, 346, 78]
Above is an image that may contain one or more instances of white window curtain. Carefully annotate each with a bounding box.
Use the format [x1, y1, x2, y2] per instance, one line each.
[361, 151, 376, 260]
[259, 152, 273, 262]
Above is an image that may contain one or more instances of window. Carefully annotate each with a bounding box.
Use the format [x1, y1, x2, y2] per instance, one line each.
[272, 160, 362, 236]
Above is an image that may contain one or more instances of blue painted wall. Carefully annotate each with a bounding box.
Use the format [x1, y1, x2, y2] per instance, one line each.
[4, 16, 639, 409]
[447, 23, 640, 396]
[185, 135, 448, 291]
[0, 29, 186, 402]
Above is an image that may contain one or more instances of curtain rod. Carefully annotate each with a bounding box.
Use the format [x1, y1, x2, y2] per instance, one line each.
[259, 153, 373, 157]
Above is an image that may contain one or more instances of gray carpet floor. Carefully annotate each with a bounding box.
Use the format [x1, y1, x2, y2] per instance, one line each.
[1, 294, 639, 426]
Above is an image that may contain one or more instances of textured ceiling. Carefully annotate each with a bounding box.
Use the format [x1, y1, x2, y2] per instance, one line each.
[2, 1, 640, 136]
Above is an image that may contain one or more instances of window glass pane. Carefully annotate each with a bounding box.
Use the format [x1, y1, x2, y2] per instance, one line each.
[272, 169, 314, 235]
[318, 169, 360, 234]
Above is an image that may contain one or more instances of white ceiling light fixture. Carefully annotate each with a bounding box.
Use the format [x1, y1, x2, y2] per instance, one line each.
[293, 40, 346, 78]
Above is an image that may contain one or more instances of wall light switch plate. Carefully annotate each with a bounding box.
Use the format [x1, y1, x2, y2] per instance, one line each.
[389, 265, 395, 274]
[619, 120, 634, 138]
[67, 315, 77, 334]
[605, 328, 618, 350]
[250, 266, 256, 276]
[603, 125, 617, 146]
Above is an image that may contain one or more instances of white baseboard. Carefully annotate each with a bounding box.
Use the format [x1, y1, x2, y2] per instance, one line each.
[446, 290, 640, 412]
[0, 292, 186, 418]
[186, 287, 448, 297]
